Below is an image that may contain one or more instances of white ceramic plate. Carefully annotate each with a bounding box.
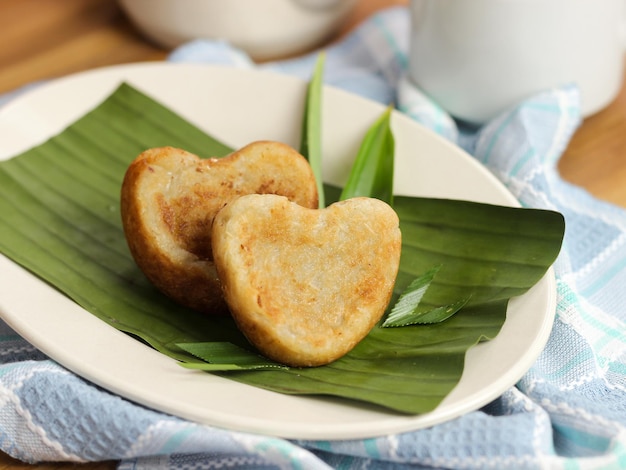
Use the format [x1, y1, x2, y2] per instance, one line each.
[0, 63, 556, 440]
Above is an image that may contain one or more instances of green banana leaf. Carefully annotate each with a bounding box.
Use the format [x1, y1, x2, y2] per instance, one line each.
[0, 83, 564, 414]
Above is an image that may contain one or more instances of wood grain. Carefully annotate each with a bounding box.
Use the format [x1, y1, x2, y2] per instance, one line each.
[558, 69, 626, 207]
[0, 0, 624, 468]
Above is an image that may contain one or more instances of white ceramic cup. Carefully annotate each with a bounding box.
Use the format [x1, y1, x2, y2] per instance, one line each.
[407, 0, 626, 124]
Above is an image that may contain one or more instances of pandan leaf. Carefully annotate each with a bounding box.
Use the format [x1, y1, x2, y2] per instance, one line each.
[383, 265, 469, 326]
[339, 106, 395, 205]
[300, 52, 326, 208]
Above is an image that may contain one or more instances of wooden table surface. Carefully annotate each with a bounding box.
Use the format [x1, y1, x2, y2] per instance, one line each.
[0, 0, 625, 468]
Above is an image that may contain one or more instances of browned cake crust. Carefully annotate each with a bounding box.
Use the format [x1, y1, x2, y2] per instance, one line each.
[211, 194, 402, 367]
[120, 141, 319, 315]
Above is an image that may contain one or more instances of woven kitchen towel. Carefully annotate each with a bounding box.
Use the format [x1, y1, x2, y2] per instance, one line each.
[0, 6, 625, 470]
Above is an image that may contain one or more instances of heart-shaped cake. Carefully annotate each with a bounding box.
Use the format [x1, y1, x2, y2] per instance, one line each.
[211, 194, 402, 367]
[120, 141, 319, 315]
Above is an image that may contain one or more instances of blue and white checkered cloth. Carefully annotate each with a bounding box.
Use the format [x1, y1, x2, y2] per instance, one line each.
[1, 6, 625, 469]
